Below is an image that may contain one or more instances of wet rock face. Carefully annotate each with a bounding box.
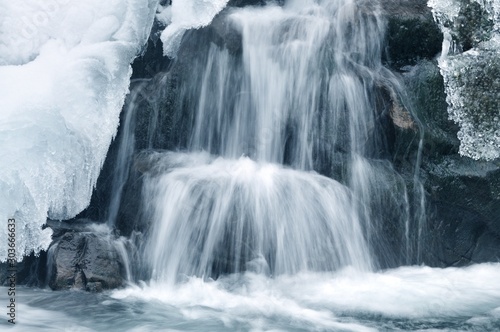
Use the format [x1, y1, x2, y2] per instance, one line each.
[381, 0, 443, 69]
[0, 252, 47, 287]
[47, 231, 124, 291]
[403, 60, 459, 157]
[423, 156, 500, 266]
[381, 1, 500, 265]
[385, 16, 442, 68]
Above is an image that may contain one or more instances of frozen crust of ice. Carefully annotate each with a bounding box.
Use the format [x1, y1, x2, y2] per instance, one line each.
[429, 0, 500, 160]
[158, 0, 230, 58]
[0, 0, 158, 261]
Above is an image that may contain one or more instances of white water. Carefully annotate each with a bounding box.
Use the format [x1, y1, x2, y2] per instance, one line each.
[2, 264, 500, 331]
[113, 264, 500, 330]
[186, 1, 389, 166]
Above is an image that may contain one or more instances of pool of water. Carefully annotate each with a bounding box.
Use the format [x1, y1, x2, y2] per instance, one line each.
[2, 264, 500, 331]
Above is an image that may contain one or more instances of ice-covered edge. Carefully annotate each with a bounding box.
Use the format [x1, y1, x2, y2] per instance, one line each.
[158, 0, 230, 58]
[0, 0, 159, 261]
[428, 0, 500, 160]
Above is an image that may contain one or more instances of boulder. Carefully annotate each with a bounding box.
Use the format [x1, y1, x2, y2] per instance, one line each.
[47, 229, 125, 291]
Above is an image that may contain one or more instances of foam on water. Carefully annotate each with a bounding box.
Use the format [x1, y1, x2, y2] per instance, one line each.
[112, 264, 500, 323]
[2, 265, 500, 331]
[0, 0, 158, 260]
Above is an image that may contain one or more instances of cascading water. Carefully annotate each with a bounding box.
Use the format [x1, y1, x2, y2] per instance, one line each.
[140, 0, 416, 283]
[143, 152, 371, 283]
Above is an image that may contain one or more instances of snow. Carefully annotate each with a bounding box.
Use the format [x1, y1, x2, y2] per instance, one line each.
[0, 0, 158, 261]
[158, 0, 230, 58]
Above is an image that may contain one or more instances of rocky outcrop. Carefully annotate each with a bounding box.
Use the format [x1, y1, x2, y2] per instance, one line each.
[0, 252, 46, 287]
[388, 2, 500, 266]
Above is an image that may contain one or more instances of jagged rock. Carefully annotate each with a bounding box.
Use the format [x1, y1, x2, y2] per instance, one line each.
[381, 1, 500, 267]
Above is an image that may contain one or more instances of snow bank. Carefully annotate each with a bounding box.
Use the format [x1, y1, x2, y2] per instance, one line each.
[0, 0, 158, 261]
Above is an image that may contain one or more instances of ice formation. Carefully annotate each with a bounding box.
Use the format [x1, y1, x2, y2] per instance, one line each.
[158, 0, 230, 58]
[0, 0, 158, 261]
[429, 0, 500, 160]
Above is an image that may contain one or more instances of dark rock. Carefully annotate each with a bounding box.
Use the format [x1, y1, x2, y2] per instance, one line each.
[228, 0, 266, 7]
[47, 231, 125, 291]
[131, 20, 171, 80]
[383, 1, 500, 267]
[382, 0, 442, 69]
[399, 58, 500, 266]
[0, 252, 47, 287]
[403, 60, 459, 157]
[422, 156, 500, 266]
[209, 13, 243, 55]
[86, 281, 103, 293]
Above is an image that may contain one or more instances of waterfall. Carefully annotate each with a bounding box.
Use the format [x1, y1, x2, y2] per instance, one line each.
[139, 0, 419, 284]
[6, 1, 500, 331]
